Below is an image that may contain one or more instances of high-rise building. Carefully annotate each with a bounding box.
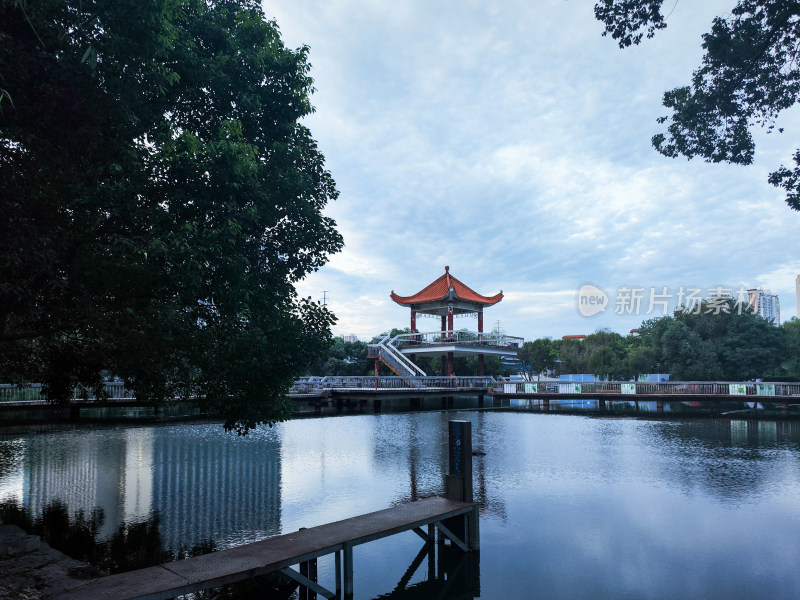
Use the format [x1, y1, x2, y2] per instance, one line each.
[796, 275, 800, 320]
[747, 288, 780, 325]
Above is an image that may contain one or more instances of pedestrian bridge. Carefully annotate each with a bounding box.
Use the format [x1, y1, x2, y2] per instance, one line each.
[290, 377, 800, 401]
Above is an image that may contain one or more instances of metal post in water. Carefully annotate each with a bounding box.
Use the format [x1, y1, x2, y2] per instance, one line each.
[444, 420, 479, 550]
[445, 420, 473, 503]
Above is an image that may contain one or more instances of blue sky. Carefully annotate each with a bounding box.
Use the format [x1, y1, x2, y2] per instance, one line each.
[265, 0, 800, 341]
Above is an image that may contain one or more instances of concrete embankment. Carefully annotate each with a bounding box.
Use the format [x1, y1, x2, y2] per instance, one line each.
[0, 523, 100, 599]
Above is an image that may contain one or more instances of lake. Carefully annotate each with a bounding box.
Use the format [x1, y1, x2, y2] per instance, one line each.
[2, 410, 799, 599]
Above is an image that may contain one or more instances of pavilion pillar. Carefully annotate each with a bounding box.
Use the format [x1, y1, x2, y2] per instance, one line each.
[448, 352, 454, 376]
[478, 355, 484, 376]
[410, 310, 416, 335]
[447, 305, 454, 339]
[374, 358, 380, 377]
[441, 315, 446, 340]
[478, 309, 483, 342]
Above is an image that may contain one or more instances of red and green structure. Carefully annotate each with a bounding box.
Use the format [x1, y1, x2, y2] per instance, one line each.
[380, 266, 522, 377]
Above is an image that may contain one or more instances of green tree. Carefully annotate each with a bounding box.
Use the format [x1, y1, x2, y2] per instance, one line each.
[556, 338, 589, 374]
[518, 338, 557, 380]
[0, 0, 342, 432]
[633, 300, 783, 380]
[777, 318, 800, 380]
[306, 339, 372, 376]
[624, 336, 658, 379]
[583, 330, 630, 380]
[595, 0, 800, 211]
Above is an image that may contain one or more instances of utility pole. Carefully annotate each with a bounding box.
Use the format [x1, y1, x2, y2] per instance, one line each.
[322, 291, 328, 306]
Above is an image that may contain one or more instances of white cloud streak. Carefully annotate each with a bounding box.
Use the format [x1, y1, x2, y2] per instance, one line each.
[271, 0, 800, 339]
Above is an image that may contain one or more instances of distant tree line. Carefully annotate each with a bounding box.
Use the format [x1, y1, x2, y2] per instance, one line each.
[519, 301, 800, 382]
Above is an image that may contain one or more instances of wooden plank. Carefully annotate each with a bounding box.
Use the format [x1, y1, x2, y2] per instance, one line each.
[53, 497, 475, 600]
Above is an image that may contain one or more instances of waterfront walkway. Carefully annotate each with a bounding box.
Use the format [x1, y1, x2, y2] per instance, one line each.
[53, 496, 478, 600]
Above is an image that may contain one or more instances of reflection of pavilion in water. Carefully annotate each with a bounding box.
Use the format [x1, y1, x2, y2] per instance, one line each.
[21, 427, 282, 551]
[371, 412, 507, 521]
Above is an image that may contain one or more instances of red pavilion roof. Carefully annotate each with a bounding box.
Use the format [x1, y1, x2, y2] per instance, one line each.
[390, 266, 503, 307]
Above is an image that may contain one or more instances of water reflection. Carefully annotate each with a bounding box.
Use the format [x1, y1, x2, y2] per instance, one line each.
[3, 413, 800, 599]
[373, 545, 480, 600]
[7, 426, 282, 551]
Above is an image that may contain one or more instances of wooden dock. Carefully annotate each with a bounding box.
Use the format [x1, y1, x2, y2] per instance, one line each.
[53, 496, 478, 600]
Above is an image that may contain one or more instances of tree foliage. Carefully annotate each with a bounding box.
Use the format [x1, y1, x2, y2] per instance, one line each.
[0, 0, 343, 432]
[518, 338, 557, 380]
[633, 301, 784, 380]
[305, 338, 372, 377]
[524, 302, 790, 381]
[595, 0, 800, 210]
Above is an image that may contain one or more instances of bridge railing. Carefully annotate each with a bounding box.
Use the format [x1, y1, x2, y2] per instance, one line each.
[291, 376, 497, 394]
[491, 380, 800, 397]
[0, 381, 134, 403]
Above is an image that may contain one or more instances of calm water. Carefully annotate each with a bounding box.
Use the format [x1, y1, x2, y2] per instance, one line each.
[2, 412, 800, 599]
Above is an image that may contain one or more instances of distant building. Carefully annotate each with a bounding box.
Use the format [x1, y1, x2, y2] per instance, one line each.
[796, 275, 800, 320]
[561, 335, 586, 340]
[747, 288, 780, 325]
[339, 334, 358, 342]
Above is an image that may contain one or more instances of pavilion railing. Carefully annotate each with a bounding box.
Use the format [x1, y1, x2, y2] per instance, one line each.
[391, 330, 524, 349]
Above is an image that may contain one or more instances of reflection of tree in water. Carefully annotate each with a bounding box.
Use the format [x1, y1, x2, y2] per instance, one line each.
[0, 499, 293, 599]
[0, 499, 182, 574]
[652, 420, 800, 501]
[0, 439, 23, 481]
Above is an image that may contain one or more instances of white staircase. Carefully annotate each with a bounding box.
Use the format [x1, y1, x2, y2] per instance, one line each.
[367, 335, 427, 379]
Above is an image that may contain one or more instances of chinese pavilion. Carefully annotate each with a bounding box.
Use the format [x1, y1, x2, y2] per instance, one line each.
[384, 266, 517, 376]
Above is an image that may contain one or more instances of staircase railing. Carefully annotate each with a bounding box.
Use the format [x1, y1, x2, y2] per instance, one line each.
[368, 335, 427, 379]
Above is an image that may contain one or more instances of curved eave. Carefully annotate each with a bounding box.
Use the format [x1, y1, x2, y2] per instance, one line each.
[390, 290, 504, 307]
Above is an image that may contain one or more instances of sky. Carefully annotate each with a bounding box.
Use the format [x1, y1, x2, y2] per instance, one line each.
[264, 0, 800, 341]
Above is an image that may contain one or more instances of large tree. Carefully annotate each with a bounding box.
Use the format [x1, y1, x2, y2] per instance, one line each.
[0, 0, 343, 431]
[633, 300, 783, 380]
[595, 0, 800, 210]
[518, 338, 557, 380]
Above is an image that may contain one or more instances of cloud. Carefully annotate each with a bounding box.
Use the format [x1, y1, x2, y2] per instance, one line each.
[272, 0, 800, 340]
